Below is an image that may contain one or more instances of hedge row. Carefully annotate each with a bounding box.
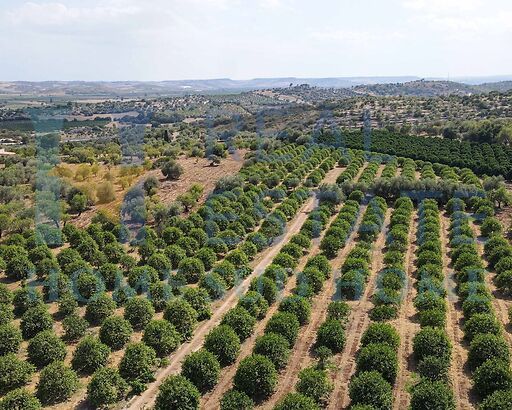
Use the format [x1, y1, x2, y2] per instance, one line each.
[370, 196, 413, 322]
[338, 196, 387, 300]
[410, 199, 455, 409]
[398, 158, 416, 181]
[380, 158, 399, 180]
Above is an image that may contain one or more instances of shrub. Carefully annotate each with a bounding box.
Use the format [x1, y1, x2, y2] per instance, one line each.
[326, 301, 350, 323]
[233, 354, 278, 401]
[296, 366, 333, 405]
[221, 306, 256, 341]
[279, 295, 311, 325]
[127, 266, 159, 293]
[143, 319, 181, 357]
[0, 388, 41, 410]
[413, 327, 451, 362]
[0, 354, 34, 392]
[361, 323, 399, 351]
[13, 287, 43, 316]
[36, 361, 79, 405]
[265, 312, 300, 346]
[497, 271, 512, 294]
[85, 293, 116, 325]
[99, 316, 133, 350]
[62, 313, 88, 342]
[87, 367, 129, 408]
[274, 392, 319, 410]
[468, 334, 510, 370]
[204, 325, 241, 366]
[164, 298, 198, 340]
[418, 309, 446, 328]
[124, 297, 155, 330]
[410, 380, 455, 410]
[72, 336, 110, 374]
[480, 389, 512, 410]
[417, 355, 450, 382]
[464, 313, 501, 342]
[220, 389, 254, 410]
[58, 292, 78, 317]
[212, 261, 237, 288]
[473, 358, 512, 398]
[178, 258, 205, 284]
[254, 333, 290, 370]
[119, 342, 157, 386]
[154, 375, 200, 410]
[0, 323, 21, 356]
[97, 263, 122, 290]
[199, 272, 227, 300]
[181, 287, 212, 321]
[21, 305, 53, 339]
[27, 330, 66, 368]
[356, 343, 398, 383]
[238, 291, 269, 320]
[182, 349, 220, 393]
[250, 276, 278, 304]
[348, 371, 392, 410]
[316, 319, 345, 353]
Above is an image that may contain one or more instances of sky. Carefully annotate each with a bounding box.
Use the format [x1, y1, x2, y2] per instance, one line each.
[1, 0, 512, 81]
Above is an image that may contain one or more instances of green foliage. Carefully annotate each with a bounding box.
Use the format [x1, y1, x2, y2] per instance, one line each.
[468, 334, 510, 370]
[71, 336, 110, 374]
[142, 320, 181, 357]
[154, 375, 200, 410]
[473, 358, 512, 398]
[410, 380, 456, 410]
[181, 349, 220, 393]
[119, 342, 157, 386]
[164, 298, 198, 340]
[233, 354, 278, 401]
[221, 306, 256, 341]
[36, 361, 79, 405]
[99, 315, 133, 350]
[0, 323, 21, 356]
[85, 293, 116, 325]
[254, 332, 290, 370]
[204, 325, 241, 367]
[296, 366, 333, 405]
[62, 313, 88, 342]
[0, 388, 41, 410]
[278, 295, 311, 325]
[220, 389, 254, 410]
[87, 367, 129, 408]
[27, 330, 66, 368]
[348, 371, 392, 410]
[413, 327, 451, 362]
[265, 312, 300, 346]
[275, 393, 320, 410]
[356, 343, 398, 383]
[124, 297, 156, 330]
[480, 389, 512, 410]
[316, 319, 346, 353]
[361, 323, 400, 351]
[0, 354, 35, 392]
[238, 291, 269, 320]
[21, 305, 53, 339]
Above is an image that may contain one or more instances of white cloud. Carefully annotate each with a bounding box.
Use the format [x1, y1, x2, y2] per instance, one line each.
[402, 0, 482, 13]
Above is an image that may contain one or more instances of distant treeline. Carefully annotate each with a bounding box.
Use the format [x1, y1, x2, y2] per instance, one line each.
[0, 118, 110, 132]
[312, 129, 512, 178]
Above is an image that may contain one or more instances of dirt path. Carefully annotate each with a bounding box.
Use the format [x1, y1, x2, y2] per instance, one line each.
[470, 220, 512, 345]
[260, 203, 369, 409]
[441, 214, 475, 410]
[328, 207, 391, 410]
[124, 167, 342, 409]
[392, 212, 419, 410]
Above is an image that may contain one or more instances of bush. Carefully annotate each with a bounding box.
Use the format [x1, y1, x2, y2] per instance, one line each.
[410, 380, 456, 410]
[62, 313, 88, 342]
[464, 313, 501, 342]
[143, 319, 181, 357]
[181, 349, 220, 393]
[154, 375, 200, 410]
[124, 297, 155, 330]
[279, 295, 311, 325]
[178, 258, 205, 284]
[0, 388, 41, 410]
[21, 305, 53, 339]
[254, 333, 290, 370]
[361, 323, 399, 351]
[85, 293, 116, 325]
[413, 327, 451, 362]
[250, 276, 278, 304]
[417, 355, 450, 382]
[348, 371, 392, 410]
[221, 306, 256, 341]
[27, 330, 66, 368]
[238, 291, 269, 320]
[0, 323, 21, 356]
[0, 354, 34, 392]
[99, 316, 133, 350]
[274, 392, 319, 410]
[356, 343, 398, 383]
[296, 366, 333, 405]
[480, 389, 512, 410]
[181, 287, 212, 321]
[265, 312, 300, 346]
[58, 292, 78, 317]
[71, 336, 110, 374]
[204, 325, 241, 366]
[233, 354, 278, 400]
[163, 298, 198, 340]
[497, 270, 512, 294]
[87, 367, 128, 408]
[119, 342, 157, 386]
[468, 334, 510, 370]
[199, 272, 227, 300]
[316, 319, 346, 353]
[473, 358, 512, 398]
[13, 287, 43, 316]
[326, 301, 350, 323]
[36, 361, 79, 405]
[220, 389, 254, 410]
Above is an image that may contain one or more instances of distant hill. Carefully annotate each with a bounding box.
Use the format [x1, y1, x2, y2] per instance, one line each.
[351, 80, 478, 97]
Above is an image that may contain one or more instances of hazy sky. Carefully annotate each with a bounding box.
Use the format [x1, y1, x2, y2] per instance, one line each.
[1, 0, 512, 81]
